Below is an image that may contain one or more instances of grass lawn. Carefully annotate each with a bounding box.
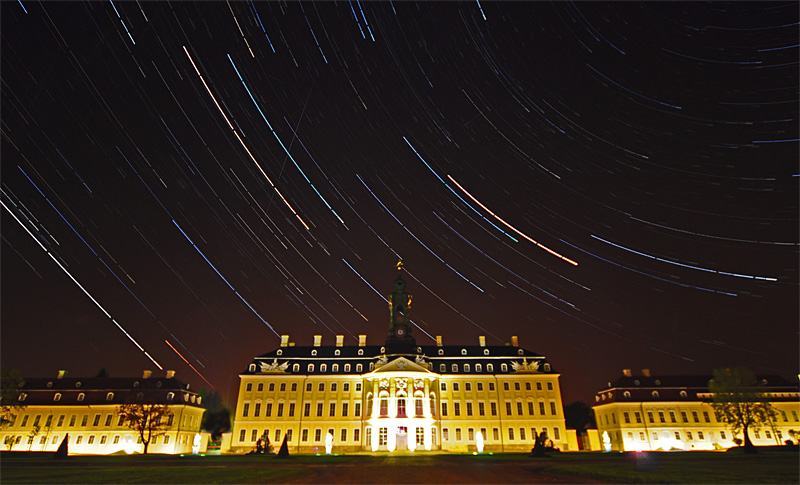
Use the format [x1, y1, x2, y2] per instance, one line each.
[1, 449, 797, 484]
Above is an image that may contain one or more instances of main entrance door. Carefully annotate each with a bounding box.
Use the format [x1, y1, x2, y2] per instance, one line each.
[396, 426, 408, 450]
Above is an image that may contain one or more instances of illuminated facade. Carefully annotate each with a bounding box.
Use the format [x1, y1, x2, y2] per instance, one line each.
[230, 265, 570, 454]
[1, 370, 205, 455]
[593, 369, 800, 451]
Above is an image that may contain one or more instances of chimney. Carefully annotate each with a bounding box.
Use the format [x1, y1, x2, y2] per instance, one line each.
[623, 369, 632, 377]
[358, 335, 367, 347]
[142, 370, 152, 379]
[280, 335, 290, 347]
[336, 335, 344, 347]
[479, 336, 486, 347]
[511, 336, 519, 347]
[166, 370, 175, 379]
[436, 336, 443, 347]
[313, 335, 322, 347]
[642, 369, 651, 377]
[57, 370, 67, 379]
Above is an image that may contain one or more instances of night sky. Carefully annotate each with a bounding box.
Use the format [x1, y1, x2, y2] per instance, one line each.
[2, 1, 797, 407]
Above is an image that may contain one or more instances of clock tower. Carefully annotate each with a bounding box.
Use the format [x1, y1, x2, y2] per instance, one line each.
[386, 260, 416, 349]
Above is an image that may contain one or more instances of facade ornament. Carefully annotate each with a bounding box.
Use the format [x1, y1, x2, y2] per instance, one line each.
[511, 357, 540, 373]
[396, 378, 407, 391]
[415, 354, 428, 366]
[379, 378, 390, 390]
[260, 359, 289, 373]
[376, 355, 389, 367]
[396, 360, 407, 370]
[414, 379, 424, 391]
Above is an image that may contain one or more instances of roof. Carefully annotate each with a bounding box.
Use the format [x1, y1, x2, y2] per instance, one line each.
[11, 376, 203, 407]
[243, 344, 555, 376]
[593, 374, 799, 405]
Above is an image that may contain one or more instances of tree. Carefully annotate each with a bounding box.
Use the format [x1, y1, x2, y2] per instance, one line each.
[1, 369, 25, 428]
[709, 367, 776, 453]
[564, 401, 595, 436]
[199, 390, 231, 441]
[117, 402, 173, 454]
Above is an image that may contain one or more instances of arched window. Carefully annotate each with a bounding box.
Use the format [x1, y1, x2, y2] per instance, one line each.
[167, 392, 175, 401]
[77, 393, 85, 402]
[369, 363, 375, 371]
[311, 350, 317, 356]
[396, 395, 407, 417]
[356, 363, 363, 372]
[105, 392, 114, 401]
[438, 349, 444, 356]
[501, 363, 508, 372]
[652, 391, 659, 398]
[463, 363, 470, 372]
[344, 364, 351, 372]
[293, 363, 300, 372]
[379, 394, 389, 416]
[544, 364, 551, 372]
[308, 363, 315, 373]
[414, 392, 424, 416]
[249, 364, 256, 372]
[475, 363, 482, 373]
[277, 349, 282, 356]
[487, 363, 494, 373]
[623, 391, 631, 398]
[358, 349, 364, 356]
[335, 349, 340, 356]
[679, 390, 687, 398]
[439, 364, 446, 372]
[332, 363, 339, 372]
[366, 393, 373, 416]
[320, 364, 327, 373]
[451, 364, 458, 373]
[53, 393, 62, 402]
[484, 349, 489, 355]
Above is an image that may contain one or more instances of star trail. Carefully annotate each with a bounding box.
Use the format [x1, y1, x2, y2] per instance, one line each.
[1, 1, 797, 405]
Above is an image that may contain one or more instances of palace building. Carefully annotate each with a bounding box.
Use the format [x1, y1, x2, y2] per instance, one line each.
[1, 370, 205, 455]
[229, 263, 572, 454]
[592, 369, 800, 451]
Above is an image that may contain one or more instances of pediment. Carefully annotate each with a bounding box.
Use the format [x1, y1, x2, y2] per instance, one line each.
[365, 356, 435, 375]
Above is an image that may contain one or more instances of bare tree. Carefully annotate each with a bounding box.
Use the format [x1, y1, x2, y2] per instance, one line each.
[117, 402, 173, 454]
[709, 367, 776, 453]
[1, 369, 25, 429]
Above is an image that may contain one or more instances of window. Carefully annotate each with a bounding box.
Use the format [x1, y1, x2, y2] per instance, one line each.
[647, 411, 654, 423]
[453, 383, 460, 392]
[528, 402, 535, 415]
[104, 415, 112, 427]
[81, 415, 88, 427]
[465, 382, 472, 392]
[491, 402, 497, 416]
[329, 403, 336, 417]
[525, 382, 531, 391]
[341, 428, 347, 442]
[692, 411, 699, 422]
[720, 431, 727, 440]
[303, 403, 311, 417]
[454, 402, 461, 416]
[547, 382, 553, 391]
[343, 383, 350, 393]
[623, 412, 630, 423]
[519, 428, 526, 441]
[354, 402, 361, 417]
[669, 411, 677, 423]
[318, 383, 325, 392]
[378, 428, 387, 445]
[550, 402, 557, 415]
[477, 382, 484, 392]
[443, 428, 450, 441]
[354, 429, 360, 442]
[242, 403, 250, 417]
[517, 402, 523, 415]
[88, 435, 95, 445]
[342, 403, 349, 417]
[77, 393, 85, 402]
[356, 383, 362, 392]
[466, 402, 473, 416]
[306, 382, 312, 392]
[76, 435, 83, 445]
[698, 431, 705, 440]
[452, 364, 458, 373]
[344, 363, 351, 373]
[380, 397, 388, 416]
[99, 435, 107, 445]
[792, 410, 798, 422]
[308, 364, 314, 373]
[687, 431, 693, 440]
[320, 364, 327, 373]
[415, 397, 423, 416]
[464, 364, 470, 372]
[258, 383, 264, 392]
[92, 415, 101, 427]
[658, 411, 665, 423]
[634, 411, 642, 423]
[493, 428, 500, 441]
[508, 428, 515, 441]
[674, 431, 681, 441]
[455, 428, 462, 441]
[503, 382, 510, 391]
[489, 382, 495, 391]
[765, 430, 772, 439]
[356, 364, 362, 372]
[274, 429, 281, 442]
[251, 429, 259, 442]
[280, 383, 286, 392]
[167, 415, 174, 426]
[539, 402, 546, 415]
[331, 383, 338, 393]
[246, 383, 253, 392]
[501, 364, 508, 372]
[487, 364, 494, 373]
[505, 402, 512, 415]
[317, 403, 324, 417]
[553, 428, 560, 440]
[536, 382, 543, 391]
[163, 435, 170, 444]
[289, 403, 295, 417]
[265, 402, 272, 417]
[68, 415, 76, 427]
[255, 403, 262, 417]
[277, 403, 284, 417]
[703, 411, 711, 423]
[301, 429, 309, 442]
[476, 364, 482, 373]
[440, 364, 447, 373]
[441, 402, 448, 416]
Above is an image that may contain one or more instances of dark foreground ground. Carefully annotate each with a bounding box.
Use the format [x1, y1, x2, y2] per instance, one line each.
[1, 448, 798, 484]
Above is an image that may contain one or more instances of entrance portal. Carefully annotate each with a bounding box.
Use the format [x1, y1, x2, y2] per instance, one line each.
[396, 426, 408, 451]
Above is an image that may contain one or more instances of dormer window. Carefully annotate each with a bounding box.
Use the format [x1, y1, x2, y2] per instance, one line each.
[46, 382, 53, 388]
[77, 393, 85, 401]
[438, 349, 444, 356]
[249, 364, 256, 372]
[518, 349, 524, 355]
[133, 381, 139, 388]
[680, 390, 687, 398]
[461, 349, 467, 356]
[137, 392, 144, 401]
[311, 350, 317, 356]
[308, 364, 315, 373]
[335, 349, 340, 356]
[380, 347, 385, 353]
[623, 391, 631, 398]
[18, 393, 27, 402]
[277, 350, 282, 356]
[544, 364, 551, 372]
[320, 364, 327, 373]
[487, 363, 494, 373]
[167, 392, 175, 401]
[651, 391, 659, 398]
[106, 392, 114, 401]
[53, 393, 61, 401]
[358, 349, 364, 356]
[484, 349, 489, 355]
[501, 363, 508, 372]
[293, 364, 300, 372]
[75, 382, 82, 388]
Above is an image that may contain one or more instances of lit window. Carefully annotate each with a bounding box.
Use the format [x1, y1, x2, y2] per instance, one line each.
[501, 364, 508, 372]
[356, 364, 363, 372]
[77, 393, 85, 402]
[455, 428, 462, 441]
[54, 393, 61, 402]
[697, 431, 704, 440]
[508, 428, 515, 441]
[258, 383, 264, 392]
[293, 364, 300, 372]
[652, 391, 659, 398]
[674, 431, 681, 440]
[487, 364, 494, 373]
[443, 428, 450, 441]
[475, 364, 482, 373]
[308, 364, 315, 373]
[320, 364, 327, 373]
[687, 431, 693, 440]
[344, 364, 351, 372]
[720, 431, 726, 440]
[167, 392, 174, 401]
[623, 391, 631, 398]
[332, 364, 339, 372]
[355, 383, 362, 392]
[547, 382, 553, 391]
